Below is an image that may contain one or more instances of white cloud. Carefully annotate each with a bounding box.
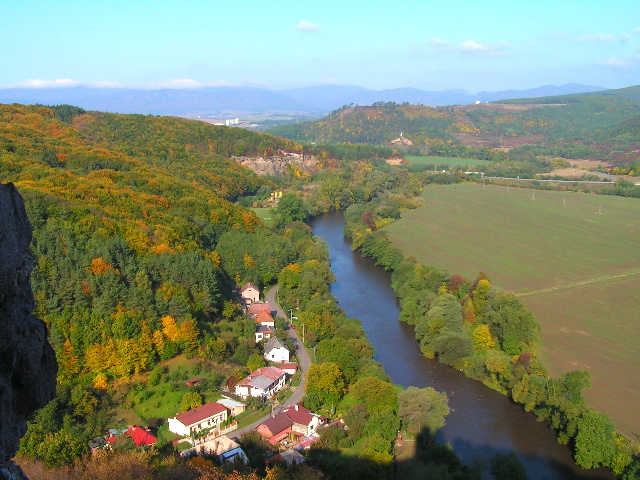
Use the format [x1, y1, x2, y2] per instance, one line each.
[295, 20, 320, 33]
[4, 78, 81, 88]
[431, 39, 510, 57]
[635, 28, 640, 35]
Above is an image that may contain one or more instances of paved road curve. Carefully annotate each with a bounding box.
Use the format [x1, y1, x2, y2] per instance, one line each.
[229, 285, 311, 440]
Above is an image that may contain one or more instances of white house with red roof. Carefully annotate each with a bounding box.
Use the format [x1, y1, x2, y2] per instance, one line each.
[254, 310, 275, 327]
[234, 366, 287, 399]
[240, 283, 260, 304]
[168, 402, 228, 437]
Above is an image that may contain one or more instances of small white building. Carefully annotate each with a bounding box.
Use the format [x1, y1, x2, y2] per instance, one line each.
[168, 402, 228, 437]
[235, 366, 286, 399]
[216, 398, 246, 417]
[264, 337, 290, 363]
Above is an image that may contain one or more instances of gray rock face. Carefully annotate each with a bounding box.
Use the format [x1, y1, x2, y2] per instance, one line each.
[0, 183, 57, 467]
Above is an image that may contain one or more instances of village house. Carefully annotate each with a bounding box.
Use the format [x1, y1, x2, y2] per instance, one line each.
[168, 402, 228, 437]
[240, 283, 260, 304]
[254, 309, 275, 327]
[247, 302, 273, 317]
[234, 366, 286, 399]
[254, 324, 273, 343]
[263, 337, 290, 363]
[256, 405, 324, 445]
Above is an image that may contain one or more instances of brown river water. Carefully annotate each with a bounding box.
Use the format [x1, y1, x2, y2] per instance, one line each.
[310, 210, 614, 480]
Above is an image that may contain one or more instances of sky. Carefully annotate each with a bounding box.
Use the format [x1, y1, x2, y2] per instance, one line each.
[2, 0, 639, 93]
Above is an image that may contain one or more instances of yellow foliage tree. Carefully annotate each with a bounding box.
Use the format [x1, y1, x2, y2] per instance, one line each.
[93, 373, 108, 390]
[472, 324, 495, 353]
[88, 257, 112, 275]
[161, 315, 179, 341]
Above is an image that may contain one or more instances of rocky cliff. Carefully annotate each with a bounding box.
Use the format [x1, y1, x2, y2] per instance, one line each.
[234, 153, 320, 176]
[0, 184, 57, 478]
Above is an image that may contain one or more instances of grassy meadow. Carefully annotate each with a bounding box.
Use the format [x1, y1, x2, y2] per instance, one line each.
[384, 183, 640, 437]
[405, 156, 491, 169]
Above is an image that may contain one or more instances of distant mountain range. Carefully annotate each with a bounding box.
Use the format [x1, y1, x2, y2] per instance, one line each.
[0, 83, 606, 116]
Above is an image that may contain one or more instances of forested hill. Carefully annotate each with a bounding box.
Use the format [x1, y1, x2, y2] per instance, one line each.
[0, 103, 301, 383]
[267, 86, 640, 166]
[0, 103, 300, 240]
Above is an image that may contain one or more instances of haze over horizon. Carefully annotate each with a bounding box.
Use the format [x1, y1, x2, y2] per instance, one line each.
[3, 0, 639, 94]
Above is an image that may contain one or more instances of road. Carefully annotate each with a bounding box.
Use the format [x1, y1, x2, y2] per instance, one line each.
[229, 285, 311, 440]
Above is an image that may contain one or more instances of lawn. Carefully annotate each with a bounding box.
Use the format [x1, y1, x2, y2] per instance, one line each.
[405, 156, 491, 169]
[250, 207, 275, 228]
[384, 183, 640, 438]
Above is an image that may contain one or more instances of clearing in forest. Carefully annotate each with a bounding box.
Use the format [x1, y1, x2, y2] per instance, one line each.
[384, 183, 640, 438]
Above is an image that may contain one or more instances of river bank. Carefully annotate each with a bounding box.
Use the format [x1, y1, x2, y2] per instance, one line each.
[311, 210, 614, 480]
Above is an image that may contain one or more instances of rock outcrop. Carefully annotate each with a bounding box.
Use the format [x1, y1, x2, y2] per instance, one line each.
[0, 183, 57, 477]
[234, 153, 320, 176]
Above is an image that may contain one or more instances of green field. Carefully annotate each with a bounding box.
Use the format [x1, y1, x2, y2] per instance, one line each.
[384, 183, 640, 437]
[250, 207, 275, 227]
[405, 156, 491, 169]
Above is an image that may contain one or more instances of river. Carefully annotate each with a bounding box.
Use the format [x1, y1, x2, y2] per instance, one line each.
[310, 210, 613, 480]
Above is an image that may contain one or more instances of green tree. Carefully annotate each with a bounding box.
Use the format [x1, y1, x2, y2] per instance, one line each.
[181, 391, 203, 412]
[398, 386, 450, 435]
[574, 411, 616, 469]
[273, 193, 307, 228]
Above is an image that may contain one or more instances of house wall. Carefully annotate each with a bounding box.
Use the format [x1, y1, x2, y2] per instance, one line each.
[265, 346, 289, 363]
[168, 418, 190, 437]
[168, 411, 228, 437]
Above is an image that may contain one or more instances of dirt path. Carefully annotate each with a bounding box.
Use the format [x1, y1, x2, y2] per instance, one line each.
[514, 268, 640, 297]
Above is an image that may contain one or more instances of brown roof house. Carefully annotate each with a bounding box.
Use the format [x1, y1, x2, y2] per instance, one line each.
[235, 366, 286, 399]
[240, 283, 260, 304]
[256, 405, 324, 445]
[168, 402, 228, 437]
[247, 302, 273, 317]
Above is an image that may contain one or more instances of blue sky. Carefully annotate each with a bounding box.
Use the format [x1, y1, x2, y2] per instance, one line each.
[2, 0, 639, 92]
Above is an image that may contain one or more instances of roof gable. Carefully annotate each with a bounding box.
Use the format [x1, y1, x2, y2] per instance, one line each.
[240, 282, 259, 293]
[283, 405, 314, 426]
[255, 310, 275, 324]
[264, 337, 288, 353]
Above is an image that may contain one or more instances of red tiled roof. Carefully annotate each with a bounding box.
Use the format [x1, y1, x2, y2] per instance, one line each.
[283, 405, 314, 426]
[107, 425, 157, 447]
[126, 426, 157, 447]
[174, 402, 227, 427]
[255, 310, 274, 324]
[259, 414, 293, 437]
[251, 366, 286, 381]
[247, 303, 271, 316]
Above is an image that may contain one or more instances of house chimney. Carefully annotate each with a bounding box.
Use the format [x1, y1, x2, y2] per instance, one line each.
[295, 405, 298, 411]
